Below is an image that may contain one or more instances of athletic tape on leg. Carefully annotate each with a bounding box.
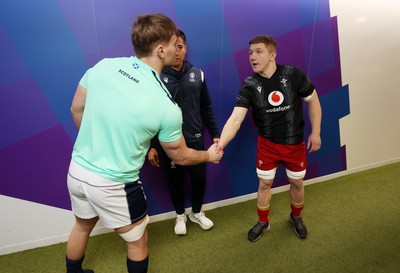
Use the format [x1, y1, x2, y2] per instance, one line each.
[119, 215, 149, 242]
[257, 167, 277, 180]
[286, 169, 306, 179]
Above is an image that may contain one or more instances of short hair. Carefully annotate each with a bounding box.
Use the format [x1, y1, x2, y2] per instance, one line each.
[177, 29, 186, 44]
[249, 35, 277, 52]
[131, 13, 178, 58]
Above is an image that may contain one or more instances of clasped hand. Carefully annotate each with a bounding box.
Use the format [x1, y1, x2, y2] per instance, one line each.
[207, 143, 224, 164]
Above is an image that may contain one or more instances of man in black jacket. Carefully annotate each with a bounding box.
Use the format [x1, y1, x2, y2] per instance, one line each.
[148, 30, 220, 235]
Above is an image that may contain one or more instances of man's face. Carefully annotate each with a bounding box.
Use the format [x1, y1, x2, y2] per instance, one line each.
[172, 37, 187, 68]
[249, 43, 276, 74]
[163, 34, 178, 66]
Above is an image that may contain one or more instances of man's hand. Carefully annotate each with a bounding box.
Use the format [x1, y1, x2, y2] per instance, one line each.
[207, 143, 223, 164]
[147, 147, 160, 167]
[307, 132, 321, 153]
[215, 143, 224, 154]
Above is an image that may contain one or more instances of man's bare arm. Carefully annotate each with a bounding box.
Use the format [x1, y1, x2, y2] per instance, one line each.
[70, 84, 87, 129]
[305, 90, 322, 152]
[160, 136, 222, 165]
[216, 107, 248, 152]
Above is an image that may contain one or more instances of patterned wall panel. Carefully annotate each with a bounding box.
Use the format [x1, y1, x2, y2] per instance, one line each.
[0, 0, 348, 215]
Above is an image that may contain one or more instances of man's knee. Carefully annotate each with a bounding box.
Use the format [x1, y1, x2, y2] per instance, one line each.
[257, 167, 277, 181]
[257, 169, 275, 191]
[118, 215, 149, 242]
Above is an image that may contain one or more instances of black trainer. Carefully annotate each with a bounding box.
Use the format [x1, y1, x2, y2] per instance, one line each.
[247, 221, 270, 242]
[289, 214, 308, 239]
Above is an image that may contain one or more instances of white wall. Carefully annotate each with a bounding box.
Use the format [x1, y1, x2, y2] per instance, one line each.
[0, 196, 76, 254]
[330, 0, 400, 168]
[1, 0, 400, 255]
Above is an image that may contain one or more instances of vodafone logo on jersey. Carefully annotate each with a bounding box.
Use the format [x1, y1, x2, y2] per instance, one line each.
[268, 91, 284, 106]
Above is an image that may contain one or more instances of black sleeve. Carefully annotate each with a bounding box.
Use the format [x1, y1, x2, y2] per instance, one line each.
[294, 67, 315, 98]
[235, 76, 255, 109]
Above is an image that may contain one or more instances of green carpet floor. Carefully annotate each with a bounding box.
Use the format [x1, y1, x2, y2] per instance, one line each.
[1, 162, 399, 273]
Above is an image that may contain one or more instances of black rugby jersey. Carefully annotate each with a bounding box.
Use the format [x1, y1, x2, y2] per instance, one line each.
[235, 64, 315, 145]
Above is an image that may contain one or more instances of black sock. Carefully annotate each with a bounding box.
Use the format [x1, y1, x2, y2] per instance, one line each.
[66, 256, 94, 273]
[127, 256, 149, 273]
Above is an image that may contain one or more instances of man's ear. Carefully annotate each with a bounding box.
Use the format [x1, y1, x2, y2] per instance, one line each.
[270, 51, 277, 61]
[156, 44, 165, 59]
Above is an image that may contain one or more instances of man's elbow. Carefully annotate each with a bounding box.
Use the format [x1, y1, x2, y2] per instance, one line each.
[70, 105, 77, 115]
[71, 104, 84, 116]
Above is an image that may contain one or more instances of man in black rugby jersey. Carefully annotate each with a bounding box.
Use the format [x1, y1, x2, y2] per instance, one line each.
[217, 35, 322, 242]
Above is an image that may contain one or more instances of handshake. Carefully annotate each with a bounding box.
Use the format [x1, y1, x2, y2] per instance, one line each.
[148, 138, 226, 168]
[206, 142, 224, 164]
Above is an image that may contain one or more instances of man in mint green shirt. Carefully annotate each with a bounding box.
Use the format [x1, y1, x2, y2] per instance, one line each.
[72, 55, 183, 182]
[66, 13, 222, 273]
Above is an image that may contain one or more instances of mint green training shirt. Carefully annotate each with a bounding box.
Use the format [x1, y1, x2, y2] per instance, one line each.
[72, 56, 182, 182]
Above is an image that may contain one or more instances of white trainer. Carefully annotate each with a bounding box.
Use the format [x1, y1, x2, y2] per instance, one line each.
[189, 211, 214, 230]
[174, 214, 187, 235]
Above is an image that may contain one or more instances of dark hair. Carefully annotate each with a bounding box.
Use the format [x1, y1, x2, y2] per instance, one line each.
[131, 13, 178, 57]
[177, 29, 186, 43]
[249, 35, 277, 52]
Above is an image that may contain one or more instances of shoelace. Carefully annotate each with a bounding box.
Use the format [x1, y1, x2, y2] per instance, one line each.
[254, 222, 267, 232]
[196, 212, 205, 219]
[294, 217, 305, 229]
[193, 212, 207, 223]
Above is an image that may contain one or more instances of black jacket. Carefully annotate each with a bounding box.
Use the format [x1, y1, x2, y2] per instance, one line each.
[161, 61, 219, 143]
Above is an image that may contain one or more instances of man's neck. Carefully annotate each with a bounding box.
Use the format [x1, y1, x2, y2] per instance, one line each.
[259, 63, 277, 79]
[140, 55, 163, 74]
[171, 62, 183, 72]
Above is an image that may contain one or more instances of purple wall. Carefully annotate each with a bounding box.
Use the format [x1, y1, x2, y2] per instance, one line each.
[0, 0, 348, 215]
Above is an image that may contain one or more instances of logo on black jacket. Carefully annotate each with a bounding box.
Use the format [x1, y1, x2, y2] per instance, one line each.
[189, 72, 195, 82]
